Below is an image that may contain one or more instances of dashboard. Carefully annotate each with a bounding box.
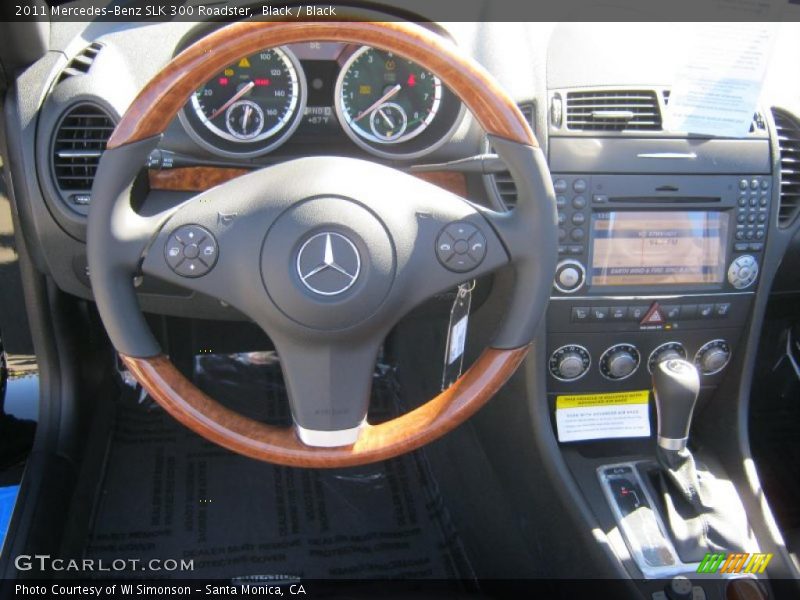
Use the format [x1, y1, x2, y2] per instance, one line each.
[3, 16, 800, 589]
[4, 20, 800, 388]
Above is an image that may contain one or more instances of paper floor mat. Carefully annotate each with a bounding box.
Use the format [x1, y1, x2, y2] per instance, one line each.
[84, 353, 474, 580]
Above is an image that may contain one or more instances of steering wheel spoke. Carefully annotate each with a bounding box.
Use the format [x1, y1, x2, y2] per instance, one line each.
[271, 334, 384, 447]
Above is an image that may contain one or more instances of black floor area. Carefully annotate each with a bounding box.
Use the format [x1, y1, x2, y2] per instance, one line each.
[80, 352, 476, 581]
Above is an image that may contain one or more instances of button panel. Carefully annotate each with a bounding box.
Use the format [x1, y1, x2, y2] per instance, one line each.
[165, 225, 219, 278]
[552, 176, 590, 259]
[735, 176, 769, 243]
[436, 222, 487, 272]
[568, 300, 733, 324]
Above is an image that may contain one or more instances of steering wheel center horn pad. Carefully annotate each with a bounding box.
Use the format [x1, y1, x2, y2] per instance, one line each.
[88, 21, 557, 467]
[263, 191, 395, 331]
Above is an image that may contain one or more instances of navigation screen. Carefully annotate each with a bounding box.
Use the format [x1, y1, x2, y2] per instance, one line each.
[590, 211, 729, 286]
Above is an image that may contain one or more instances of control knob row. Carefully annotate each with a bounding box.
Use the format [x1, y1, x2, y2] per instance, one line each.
[549, 340, 732, 381]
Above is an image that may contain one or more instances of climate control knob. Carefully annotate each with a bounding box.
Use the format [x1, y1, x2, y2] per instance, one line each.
[549, 344, 591, 381]
[694, 339, 731, 375]
[599, 344, 640, 380]
[648, 342, 688, 374]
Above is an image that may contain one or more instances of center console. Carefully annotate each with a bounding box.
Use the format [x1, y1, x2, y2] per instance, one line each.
[543, 135, 776, 595]
[546, 169, 771, 395]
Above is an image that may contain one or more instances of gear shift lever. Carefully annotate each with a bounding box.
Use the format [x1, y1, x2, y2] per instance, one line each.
[649, 357, 748, 563]
[652, 359, 700, 451]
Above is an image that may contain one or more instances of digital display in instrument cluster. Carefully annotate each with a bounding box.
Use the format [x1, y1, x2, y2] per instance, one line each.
[590, 211, 729, 286]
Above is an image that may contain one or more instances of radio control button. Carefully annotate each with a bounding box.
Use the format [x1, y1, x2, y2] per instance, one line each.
[553, 260, 585, 293]
[738, 197, 747, 207]
[558, 267, 579, 288]
[556, 195, 567, 209]
[749, 242, 764, 252]
[739, 179, 749, 190]
[568, 244, 584, 255]
[737, 214, 746, 224]
[572, 196, 587, 209]
[558, 212, 566, 225]
[593, 194, 609, 204]
[761, 179, 770, 190]
[554, 179, 567, 193]
[591, 306, 609, 321]
[573, 179, 587, 193]
[571, 307, 591, 322]
[749, 197, 758, 207]
[734, 242, 749, 252]
[558, 245, 568, 255]
[572, 213, 586, 225]
[735, 231, 745, 240]
[570, 228, 585, 241]
[728, 254, 758, 289]
[759, 196, 768, 207]
[750, 178, 759, 190]
[755, 230, 765, 239]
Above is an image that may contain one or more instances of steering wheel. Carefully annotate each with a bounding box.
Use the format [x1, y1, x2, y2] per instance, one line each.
[88, 21, 556, 468]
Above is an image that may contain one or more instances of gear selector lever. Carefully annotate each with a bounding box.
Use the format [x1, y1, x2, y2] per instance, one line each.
[652, 359, 700, 451]
[650, 358, 750, 564]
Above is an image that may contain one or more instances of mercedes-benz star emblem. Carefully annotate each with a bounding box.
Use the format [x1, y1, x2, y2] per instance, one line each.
[296, 232, 361, 296]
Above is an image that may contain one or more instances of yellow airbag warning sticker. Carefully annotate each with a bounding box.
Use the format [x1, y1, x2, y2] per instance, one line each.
[556, 390, 651, 443]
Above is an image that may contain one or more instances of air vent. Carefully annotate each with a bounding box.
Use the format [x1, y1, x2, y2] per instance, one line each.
[772, 108, 800, 226]
[490, 104, 534, 210]
[51, 104, 115, 212]
[566, 90, 661, 131]
[57, 43, 103, 83]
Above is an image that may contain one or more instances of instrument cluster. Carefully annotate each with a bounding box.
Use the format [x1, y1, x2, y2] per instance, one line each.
[178, 41, 464, 159]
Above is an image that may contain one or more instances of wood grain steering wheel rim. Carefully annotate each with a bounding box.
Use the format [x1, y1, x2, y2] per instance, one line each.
[97, 20, 551, 468]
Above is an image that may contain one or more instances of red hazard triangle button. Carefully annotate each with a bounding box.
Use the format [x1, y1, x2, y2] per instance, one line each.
[640, 302, 665, 326]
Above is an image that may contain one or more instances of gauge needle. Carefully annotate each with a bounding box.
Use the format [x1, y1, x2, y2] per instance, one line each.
[377, 108, 395, 128]
[242, 104, 252, 131]
[210, 81, 255, 120]
[355, 84, 401, 122]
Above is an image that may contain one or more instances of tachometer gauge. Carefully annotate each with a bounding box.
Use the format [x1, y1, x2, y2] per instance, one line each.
[336, 47, 442, 145]
[179, 47, 306, 157]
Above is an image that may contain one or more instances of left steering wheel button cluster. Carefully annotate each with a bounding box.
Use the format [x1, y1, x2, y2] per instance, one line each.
[436, 222, 487, 272]
[165, 225, 218, 277]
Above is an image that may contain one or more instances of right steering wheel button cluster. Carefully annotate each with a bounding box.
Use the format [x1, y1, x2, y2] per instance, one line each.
[436, 221, 487, 272]
[165, 225, 218, 277]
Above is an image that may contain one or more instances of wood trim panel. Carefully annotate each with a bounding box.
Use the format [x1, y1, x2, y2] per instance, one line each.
[148, 167, 250, 192]
[121, 345, 528, 468]
[148, 166, 467, 196]
[109, 21, 535, 149]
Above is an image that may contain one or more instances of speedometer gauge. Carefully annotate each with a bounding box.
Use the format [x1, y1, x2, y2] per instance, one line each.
[336, 47, 442, 145]
[179, 47, 306, 157]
